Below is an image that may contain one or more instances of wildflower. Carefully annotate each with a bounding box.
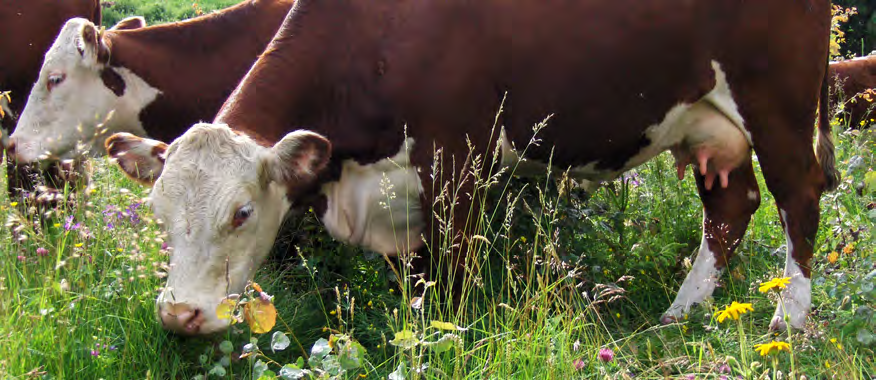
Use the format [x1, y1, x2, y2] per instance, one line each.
[10, 201, 18, 207]
[90, 350, 100, 357]
[825, 360, 831, 368]
[36, 247, 49, 256]
[74, 243, 83, 248]
[597, 348, 614, 363]
[573, 358, 586, 370]
[573, 340, 580, 352]
[842, 244, 854, 255]
[754, 341, 791, 356]
[716, 302, 753, 323]
[161, 242, 169, 250]
[64, 216, 80, 231]
[17, 255, 26, 262]
[828, 251, 839, 264]
[718, 364, 730, 374]
[758, 277, 791, 293]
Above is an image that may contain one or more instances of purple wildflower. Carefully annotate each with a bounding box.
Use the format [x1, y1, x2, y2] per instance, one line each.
[598, 348, 614, 363]
[36, 247, 49, 257]
[64, 216, 80, 231]
[718, 364, 730, 374]
[90, 350, 100, 357]
[17, 255, 26, 262]
[109, 345, 117, 351]
[161, 242, 168, 250]
[572, 358, 586, 371]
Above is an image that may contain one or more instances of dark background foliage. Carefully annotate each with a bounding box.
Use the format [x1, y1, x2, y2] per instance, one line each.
[835, 0, 876, 56]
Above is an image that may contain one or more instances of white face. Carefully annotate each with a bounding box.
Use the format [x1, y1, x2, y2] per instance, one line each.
[108, 124, 330, 334]
[10, 18, 158, 163]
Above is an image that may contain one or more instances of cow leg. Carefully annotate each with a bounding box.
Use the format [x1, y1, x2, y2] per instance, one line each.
[661, 159, 760, 323]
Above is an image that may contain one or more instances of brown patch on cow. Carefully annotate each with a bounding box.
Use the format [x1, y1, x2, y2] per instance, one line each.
[100, 68, 126, 96]
[151, 144, 166, 163]
[110, 16, 146, 31]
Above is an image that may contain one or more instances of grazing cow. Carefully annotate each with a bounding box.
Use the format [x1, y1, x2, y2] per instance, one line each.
[108, 0, 836, 335]
[0, 0, 102, 196]
[7, 0, 295, 167]
[828, 54, 876, 128]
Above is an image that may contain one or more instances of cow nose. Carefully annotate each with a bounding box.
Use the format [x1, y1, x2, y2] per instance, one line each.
[158, 302, 204, 335]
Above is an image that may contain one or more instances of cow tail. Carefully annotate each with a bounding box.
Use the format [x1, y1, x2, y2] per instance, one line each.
[816, 60, 840, 192]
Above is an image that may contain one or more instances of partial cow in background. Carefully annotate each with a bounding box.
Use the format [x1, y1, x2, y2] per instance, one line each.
[109, 0, 835, 335]
[0, 0, 102, 198]
[828, 54, 876, 129]
[6, 0, 295, 200]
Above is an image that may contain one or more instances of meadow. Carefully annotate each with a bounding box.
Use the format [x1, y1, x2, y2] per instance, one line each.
[0, 1, 874, 379]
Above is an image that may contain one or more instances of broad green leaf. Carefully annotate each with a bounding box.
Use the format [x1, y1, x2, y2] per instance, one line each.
[278, 364, 309, 380]
[271, 331, 291, 352]
[430, 320, 466, 331]
[308, 338, 331, 368]
[208, 364, 226, 377]
[253, 359, 269, 379]
[338, 341, 365, 370]
[865, 171, 876, 194]
[219, 340, 234, 355]
[390, 329, 419, 349]
[388, 363, 406, 380]
[430, 334, 460, 353]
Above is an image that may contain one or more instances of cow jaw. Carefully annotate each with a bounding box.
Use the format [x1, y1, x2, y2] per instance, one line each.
[10, 18, 158, 164]
[108, 124, 329, 334]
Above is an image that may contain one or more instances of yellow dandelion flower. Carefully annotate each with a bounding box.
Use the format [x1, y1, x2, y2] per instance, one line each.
[716, 301, 754, 323]
[758, 277, 791, 293]
[9, 201, 18, 207]
[754, 340, 791, 356]
[828, 251, 839, 264]
[330, 310, 337, 315]
[830, 338, 837, 343]
[74, 243, 83, 248]
[825, 360, 831, 368]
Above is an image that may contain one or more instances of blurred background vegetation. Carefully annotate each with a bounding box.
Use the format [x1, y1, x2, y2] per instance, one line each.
[834, 0, 876, 56]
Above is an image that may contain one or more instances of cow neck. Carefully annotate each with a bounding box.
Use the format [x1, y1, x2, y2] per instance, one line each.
[103, 0, 294, 142]
[216, 0, 396, 154]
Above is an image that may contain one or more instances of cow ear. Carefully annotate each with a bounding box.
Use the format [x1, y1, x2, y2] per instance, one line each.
[110, 16, 146, 31]
[105, 133, 168, 186]
[267, 130, 331, 188]
[78, 22, 111, 66]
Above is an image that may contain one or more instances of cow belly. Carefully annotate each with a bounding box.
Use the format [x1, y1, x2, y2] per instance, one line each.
[505, 60, 751, 189]
[320, 138, 425, 255]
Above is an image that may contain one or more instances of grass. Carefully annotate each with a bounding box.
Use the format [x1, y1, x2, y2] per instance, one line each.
[102, 0, 241, 27]
[0, 1, 873, 378]
[0, 113, 873, 378]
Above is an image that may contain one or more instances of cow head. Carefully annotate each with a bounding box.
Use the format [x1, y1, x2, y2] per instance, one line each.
[9, 17, 157, 165]
[106, 124, 330, 334]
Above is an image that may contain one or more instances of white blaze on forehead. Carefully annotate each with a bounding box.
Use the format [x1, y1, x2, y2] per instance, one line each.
[10, 18, 160, 163]
[151, 124, 291, 334]
[321, 138, 425, 255]
[662, 214, 722, 322]
[771, 209, 811, 330]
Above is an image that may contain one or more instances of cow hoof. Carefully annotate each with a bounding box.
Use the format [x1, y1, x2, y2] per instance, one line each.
[660, 314, 680, 325]
[769, 316, 787, 332]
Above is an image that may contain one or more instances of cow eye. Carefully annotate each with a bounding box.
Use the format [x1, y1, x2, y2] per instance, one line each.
[47, 73, 66, 91]
[232, 202, 254, 228]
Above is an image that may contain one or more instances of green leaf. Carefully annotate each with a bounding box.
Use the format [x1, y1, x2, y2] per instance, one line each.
[208, 364, 226, 377]
[390, 329, 419, 349]
[308, 338, 332, 368]
[278, 364, 309, 380]
[388, 363, 406, 380]
[271, 331, 291, 352]
[219, 340, 234, 355]
[253, 359, 269, 379]
[338, 341, 366, 370]
[256, 371, 276, 380]
[864, 171, 876, 194]
[296, 356, 305, 368]
[430, 334, 460, 353]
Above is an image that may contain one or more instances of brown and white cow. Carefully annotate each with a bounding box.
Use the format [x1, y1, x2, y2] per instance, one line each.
[0, 0, 102, 196]
[109, 0, 837, 335]
[828, 53, 876, 128]
[6, 0, 295, 166]
[0, 0, 101, 132]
